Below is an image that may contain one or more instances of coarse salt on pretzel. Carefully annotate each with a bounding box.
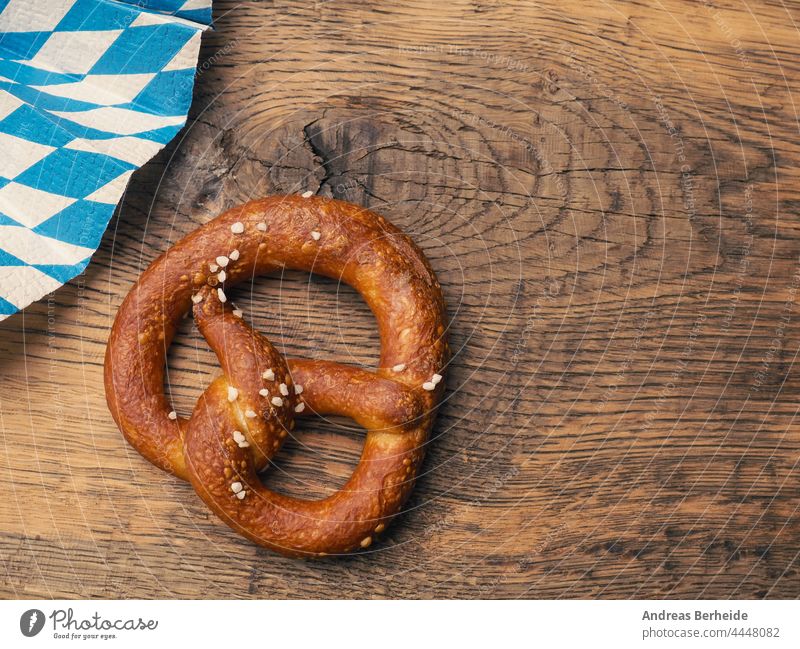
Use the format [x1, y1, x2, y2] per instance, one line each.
[104, 195, 448, 557]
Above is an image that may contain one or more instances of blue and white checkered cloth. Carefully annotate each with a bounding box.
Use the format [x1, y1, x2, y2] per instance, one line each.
[0, 0, 211, 320]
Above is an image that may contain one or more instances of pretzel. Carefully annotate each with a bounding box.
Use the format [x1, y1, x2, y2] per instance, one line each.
[104, 195, 448, 557]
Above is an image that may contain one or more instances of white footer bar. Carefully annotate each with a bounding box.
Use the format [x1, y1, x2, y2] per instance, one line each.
[1, 600, 797, 648]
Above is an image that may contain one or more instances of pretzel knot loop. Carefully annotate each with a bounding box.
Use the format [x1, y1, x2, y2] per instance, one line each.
[104, 196, 449, 557]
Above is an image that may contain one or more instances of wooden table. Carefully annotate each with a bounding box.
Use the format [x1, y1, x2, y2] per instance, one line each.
[2, 0, 798, 599]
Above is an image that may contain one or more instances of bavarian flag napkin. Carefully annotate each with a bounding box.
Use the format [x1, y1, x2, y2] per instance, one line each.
[0, 0, 211, 320]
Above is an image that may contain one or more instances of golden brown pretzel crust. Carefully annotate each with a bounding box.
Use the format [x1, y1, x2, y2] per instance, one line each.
[104, 195, 448, 557]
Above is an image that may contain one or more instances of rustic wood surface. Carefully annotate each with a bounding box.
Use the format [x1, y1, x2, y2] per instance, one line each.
[2, 0, 799, 599]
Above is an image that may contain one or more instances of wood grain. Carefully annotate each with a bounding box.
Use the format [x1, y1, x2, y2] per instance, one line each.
[2, 0, 799, 598]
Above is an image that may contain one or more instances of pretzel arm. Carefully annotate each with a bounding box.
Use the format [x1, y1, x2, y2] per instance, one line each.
[287, 359, 426, 432]
[193, 286, 298, 469]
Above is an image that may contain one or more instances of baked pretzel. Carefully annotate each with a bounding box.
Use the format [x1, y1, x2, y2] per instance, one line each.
[104, 195, 448, 557]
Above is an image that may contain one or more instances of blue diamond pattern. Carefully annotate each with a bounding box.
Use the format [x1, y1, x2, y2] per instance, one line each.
[0, 0, 211, 320]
